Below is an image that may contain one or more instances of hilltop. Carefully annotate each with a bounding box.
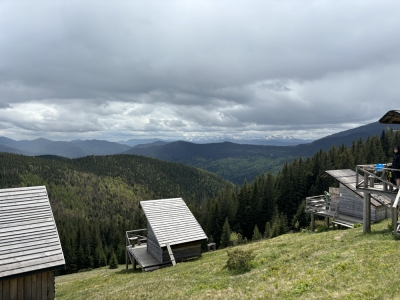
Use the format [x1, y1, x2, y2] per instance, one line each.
[55, 220, 400, 299]
[0, 152, 229, 274]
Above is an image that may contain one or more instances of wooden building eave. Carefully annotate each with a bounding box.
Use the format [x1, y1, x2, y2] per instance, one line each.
[379, 110, 400, 124]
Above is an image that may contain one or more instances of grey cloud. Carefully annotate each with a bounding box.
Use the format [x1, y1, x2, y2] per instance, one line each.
[1, 1, 400, 140]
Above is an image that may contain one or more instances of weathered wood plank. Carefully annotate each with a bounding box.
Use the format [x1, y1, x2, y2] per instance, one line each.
[166, 243, 176, 266]
[1, 250, 64, 269]
[31, 273, 37, 300]
[9, 278, 17, 300]
[0, 194, 48, 204]
[36, 273, 42, 300]
[41, 272, 47, 300]
[0, 238, 60, 253]
[48, 271, 54, 300]
[0, 220, 55, 234]
[3, 280, 10, 300]
[0, 254, 65, 277]
[17, 277, 23, 300]
[0, 209, 52, 222]
[24, 274, 31, 300]
[1, 245, 61, 260]
[0, 186, 46, 194]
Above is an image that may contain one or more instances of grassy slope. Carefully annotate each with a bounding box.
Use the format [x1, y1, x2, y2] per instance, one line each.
[56, 220, 400, 300]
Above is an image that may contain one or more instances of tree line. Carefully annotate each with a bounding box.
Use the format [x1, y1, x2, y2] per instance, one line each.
[197, 129, 400, 248]
[0, 129, 399, 273]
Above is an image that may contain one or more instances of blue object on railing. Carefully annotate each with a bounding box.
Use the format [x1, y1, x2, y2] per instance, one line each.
[375, 163, 384, 171]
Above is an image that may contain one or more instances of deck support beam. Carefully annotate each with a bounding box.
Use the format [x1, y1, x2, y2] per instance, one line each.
[310, 212, 315, 232]
[363, 172, 371, 233]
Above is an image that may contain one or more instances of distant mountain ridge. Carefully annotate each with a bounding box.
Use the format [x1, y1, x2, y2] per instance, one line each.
[122, 122, 400, 183]
[0, 138, 131, 158]
[0, 121, 398, 166]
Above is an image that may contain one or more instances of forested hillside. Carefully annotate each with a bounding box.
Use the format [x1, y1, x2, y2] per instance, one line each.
[200, 130, 400, 247]
[1, 129, 399, 274]
[0, 153, 229, 274]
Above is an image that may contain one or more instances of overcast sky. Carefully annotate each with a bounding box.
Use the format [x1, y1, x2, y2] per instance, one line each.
[1, 1, 400, 142]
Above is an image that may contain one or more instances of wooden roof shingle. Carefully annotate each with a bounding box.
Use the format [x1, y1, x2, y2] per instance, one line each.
[140, 198, 207, 247]
[0, 186, 65, 279]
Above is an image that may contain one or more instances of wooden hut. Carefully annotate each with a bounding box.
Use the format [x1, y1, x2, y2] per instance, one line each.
[126, 198, 207, 271]
[306, 169, 392, 228]
[325, 169, 391, 222]
[0, 186, 65, 300]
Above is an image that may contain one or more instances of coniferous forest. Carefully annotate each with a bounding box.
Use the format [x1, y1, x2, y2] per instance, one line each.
[1, 130, 400, 274]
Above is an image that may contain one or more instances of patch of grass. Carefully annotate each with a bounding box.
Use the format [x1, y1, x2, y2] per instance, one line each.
[56, 219, 400, 299]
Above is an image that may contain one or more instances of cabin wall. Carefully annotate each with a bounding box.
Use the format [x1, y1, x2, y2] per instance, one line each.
[0, 271, 55, 300]
[146, 224, 162, 263]
[375, 205, 391, 221]
[338, 185, 365, 219]
[161, 241, 203, 263]
[338, 184, 392, 222]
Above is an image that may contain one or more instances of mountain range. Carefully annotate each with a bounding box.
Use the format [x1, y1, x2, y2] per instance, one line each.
[0, 121, 399, 184]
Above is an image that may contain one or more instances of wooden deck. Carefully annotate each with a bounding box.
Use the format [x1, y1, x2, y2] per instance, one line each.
[306, 195, 365, 229]
[332, 215, 363, 228]
[126, 245, 171, 272]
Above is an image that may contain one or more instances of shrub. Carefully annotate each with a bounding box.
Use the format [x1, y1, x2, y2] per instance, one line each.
[225, 248, 255, 273]
[314, 220, 329, 232]
[230, 232, 238, 246]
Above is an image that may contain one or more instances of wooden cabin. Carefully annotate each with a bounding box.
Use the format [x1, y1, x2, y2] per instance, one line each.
[126, 198, 207, 271]
[306, 169, 392, 228]
[0, 186, 65, 300]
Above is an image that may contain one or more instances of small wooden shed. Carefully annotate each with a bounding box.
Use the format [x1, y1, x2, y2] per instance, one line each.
[141, 198, 207, 264]
[0, 186, 65, 300]
[126, 198, 207, 271]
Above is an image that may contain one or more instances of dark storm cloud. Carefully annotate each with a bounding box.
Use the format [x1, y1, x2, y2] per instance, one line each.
[1, 1, 400, 141]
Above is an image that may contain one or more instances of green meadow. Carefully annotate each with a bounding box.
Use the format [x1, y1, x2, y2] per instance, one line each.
[56, 220, 400, 300]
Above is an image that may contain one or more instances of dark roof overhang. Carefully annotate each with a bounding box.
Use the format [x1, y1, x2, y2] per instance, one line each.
[379, 110, 400, 124]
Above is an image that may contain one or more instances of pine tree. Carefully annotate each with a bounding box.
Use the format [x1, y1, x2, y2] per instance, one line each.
[109, 249, 118, 269]
[264, 222, 271, 239]
[220, 218, 231, 248]
[252, 225, 262, 241]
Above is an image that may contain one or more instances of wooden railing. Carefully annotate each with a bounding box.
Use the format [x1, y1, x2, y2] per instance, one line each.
[355, 164, 399, 207]
[126, 229, 147, 248]
[305, 195, 339, 218]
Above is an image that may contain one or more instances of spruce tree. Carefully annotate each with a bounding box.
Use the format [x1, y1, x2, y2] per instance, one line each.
[220, 218, 231, 248]
[252, 225, 262, 241]
[109, 249, 118, 269]
[264, 222, 271, 239]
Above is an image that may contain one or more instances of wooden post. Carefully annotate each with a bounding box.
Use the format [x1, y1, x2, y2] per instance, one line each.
[363, 172, 371, 233]
[392, 190, 400, 234]
[325, 217, 329, 228]
[125, 238, 128, 270]
[392, 206, 397, 234]
[133, 258, 137, 270]
[166, 243, 176, 266]
[311, 212, 315, 232]
[126, 236, 128, 270]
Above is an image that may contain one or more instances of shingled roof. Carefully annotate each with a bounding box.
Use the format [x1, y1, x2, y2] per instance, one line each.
[0, 186, 65, 279]
[140, 198, 207, 247]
